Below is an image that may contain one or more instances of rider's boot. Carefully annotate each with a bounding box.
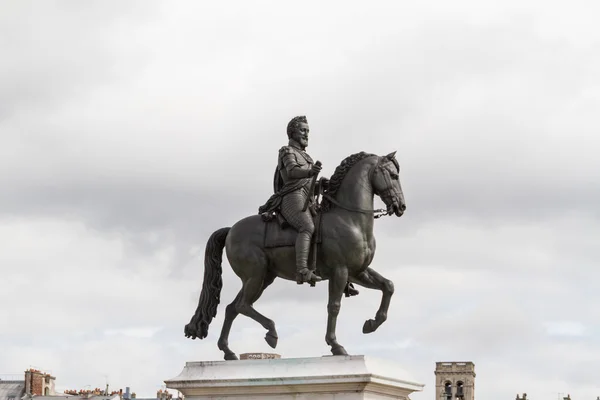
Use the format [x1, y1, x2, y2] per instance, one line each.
[295, 231, 322, 285]
[344, 282, 359, 297]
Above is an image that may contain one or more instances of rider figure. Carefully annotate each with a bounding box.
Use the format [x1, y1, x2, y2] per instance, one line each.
[277, 116, 323, 284]
[259, 116, 359, 295]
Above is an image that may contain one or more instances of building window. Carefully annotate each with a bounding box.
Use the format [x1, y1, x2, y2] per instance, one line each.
[444, 381, 452, 400]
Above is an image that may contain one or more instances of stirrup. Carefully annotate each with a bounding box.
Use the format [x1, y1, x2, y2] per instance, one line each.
[296, 268, 322, 286]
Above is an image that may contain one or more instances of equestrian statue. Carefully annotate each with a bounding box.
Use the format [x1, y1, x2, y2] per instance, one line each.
[184, 115, 406, 360]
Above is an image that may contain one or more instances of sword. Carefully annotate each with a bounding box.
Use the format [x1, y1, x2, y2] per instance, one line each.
[302, 161, 321, 212]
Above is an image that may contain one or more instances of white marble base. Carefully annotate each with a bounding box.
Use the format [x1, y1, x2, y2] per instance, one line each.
[165, 355, 424, 399]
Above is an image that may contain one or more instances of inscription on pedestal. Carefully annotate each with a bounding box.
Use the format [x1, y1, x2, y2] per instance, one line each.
[239, 352, 281, 360]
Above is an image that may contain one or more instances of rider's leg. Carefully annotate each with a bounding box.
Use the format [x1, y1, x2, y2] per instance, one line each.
[294, 220, 320, 284]
[280, 191, 322, 284]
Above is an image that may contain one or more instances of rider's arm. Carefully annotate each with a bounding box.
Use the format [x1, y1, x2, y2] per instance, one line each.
[281, 148, 312, 179]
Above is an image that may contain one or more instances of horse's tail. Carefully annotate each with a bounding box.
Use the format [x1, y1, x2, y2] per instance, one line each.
[184, 227, 231, 340]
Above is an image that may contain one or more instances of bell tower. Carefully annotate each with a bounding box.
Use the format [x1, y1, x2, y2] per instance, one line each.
[434, 362, 475, 400]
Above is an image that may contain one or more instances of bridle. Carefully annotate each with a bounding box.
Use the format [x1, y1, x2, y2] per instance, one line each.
[320, 156, 396, 219]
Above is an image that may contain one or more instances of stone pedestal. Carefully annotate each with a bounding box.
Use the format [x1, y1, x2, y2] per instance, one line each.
[165, 355, 424, 399]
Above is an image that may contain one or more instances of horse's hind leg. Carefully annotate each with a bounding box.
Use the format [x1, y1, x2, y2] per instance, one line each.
[217, 291, 242, 360]
[350, 267, 394, 334]
[217, 271, 277, 360]
[235, 271, 279, 349]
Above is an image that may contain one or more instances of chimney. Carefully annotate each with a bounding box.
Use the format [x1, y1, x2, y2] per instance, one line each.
[24, 370, 32, 395]
[124, 387, 131, 400]
[132, 393, 136, 399]
[24, 369, 45, 396]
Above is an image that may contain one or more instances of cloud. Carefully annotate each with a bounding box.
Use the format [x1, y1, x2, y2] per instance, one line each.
[103, 328, 163, 339]
[545, 321, 588, 338]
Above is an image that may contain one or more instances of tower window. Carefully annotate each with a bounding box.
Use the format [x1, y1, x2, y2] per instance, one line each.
[444, 381, 452, 400]
[456, 381, 464, 399]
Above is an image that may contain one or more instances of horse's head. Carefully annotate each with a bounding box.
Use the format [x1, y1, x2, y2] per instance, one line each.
[371, 151, 406, 217]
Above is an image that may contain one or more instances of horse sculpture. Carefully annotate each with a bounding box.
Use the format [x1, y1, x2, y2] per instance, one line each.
[184, 151, 406, 359]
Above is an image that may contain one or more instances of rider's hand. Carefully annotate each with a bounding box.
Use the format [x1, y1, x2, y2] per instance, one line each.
[310, 163, 322, 176]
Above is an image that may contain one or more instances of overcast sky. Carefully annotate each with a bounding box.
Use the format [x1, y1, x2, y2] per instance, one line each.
[1, 1, 599, 399]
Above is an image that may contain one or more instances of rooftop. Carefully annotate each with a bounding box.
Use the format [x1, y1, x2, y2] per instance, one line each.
[0, 381, 25, 400]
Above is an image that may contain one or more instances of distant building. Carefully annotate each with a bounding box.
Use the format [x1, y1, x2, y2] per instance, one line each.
[2, 370, 175, 400]
[27, 394, 118, 400]
[434, 362, 475, 400]
[58, 386, 121, 400]
[1, 368, 57, 400]
[24, 369, 56, 397]
[516, 393, 576, 399]
[1, 369, 121, 400]
[132, 389, 173, 400]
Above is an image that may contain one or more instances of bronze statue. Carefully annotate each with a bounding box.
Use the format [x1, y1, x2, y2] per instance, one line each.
[184, 116, 406, 360]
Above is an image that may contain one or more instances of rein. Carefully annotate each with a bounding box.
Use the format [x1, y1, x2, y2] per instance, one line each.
[321, 194, 389, 219]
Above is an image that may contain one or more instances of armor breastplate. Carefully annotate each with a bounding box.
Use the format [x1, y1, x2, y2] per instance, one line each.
[278, 145, 313, 186]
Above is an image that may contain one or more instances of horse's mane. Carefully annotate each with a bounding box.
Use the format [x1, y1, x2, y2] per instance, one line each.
[320, 151, 376, 212]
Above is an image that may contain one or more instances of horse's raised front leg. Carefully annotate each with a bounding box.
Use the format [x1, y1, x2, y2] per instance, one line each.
[350, 267, 394, 334]
[325, 266, 349, 356]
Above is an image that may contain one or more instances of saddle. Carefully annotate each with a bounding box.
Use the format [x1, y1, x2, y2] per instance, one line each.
[263, 210, 323, 248]
[262, 209, 323, 275]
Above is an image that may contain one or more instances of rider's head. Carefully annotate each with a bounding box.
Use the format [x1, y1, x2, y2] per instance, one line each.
[287, 116, 309, 149]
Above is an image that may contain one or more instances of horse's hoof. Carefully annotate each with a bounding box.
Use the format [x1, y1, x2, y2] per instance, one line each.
[331, 345, 348, 356]
[224, 352, 239, 361]
[184, 324, 197, 339]
[362, 319, 376, 334]
[265, 332, 278, 349]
